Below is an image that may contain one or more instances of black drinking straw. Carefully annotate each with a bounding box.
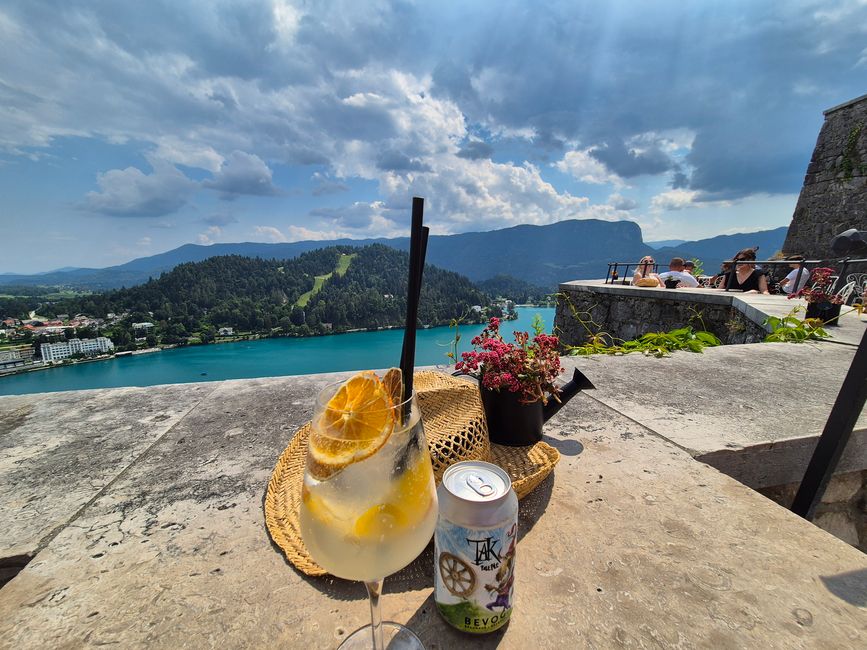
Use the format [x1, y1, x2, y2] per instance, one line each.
[400, 225, 429, 372]
[400, 198, 426, 421]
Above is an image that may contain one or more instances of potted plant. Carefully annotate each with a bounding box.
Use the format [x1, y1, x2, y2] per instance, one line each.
[789, 267, 844, 326]
[455, 317, 570, 445]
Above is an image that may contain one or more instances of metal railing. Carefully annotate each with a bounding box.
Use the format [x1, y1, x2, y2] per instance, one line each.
[605, 262, 659, 285]
[608, 257, 867, 296]
[721, 257, 867, 296]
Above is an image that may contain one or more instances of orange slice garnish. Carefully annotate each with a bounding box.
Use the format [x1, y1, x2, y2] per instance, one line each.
[308, 371, 396, 479]
[382, 367, 403, 410]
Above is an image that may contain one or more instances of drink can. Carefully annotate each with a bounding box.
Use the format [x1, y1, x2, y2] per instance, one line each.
[434, 461, 518, 633]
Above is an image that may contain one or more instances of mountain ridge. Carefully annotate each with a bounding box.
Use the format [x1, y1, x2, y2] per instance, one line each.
[0, 221, 789, 290]
[653, 227, 789, 274]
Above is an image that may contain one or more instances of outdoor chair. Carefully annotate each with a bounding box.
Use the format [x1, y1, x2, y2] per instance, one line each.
[846, 272, 867, 295]
[835, 280, 858, 305]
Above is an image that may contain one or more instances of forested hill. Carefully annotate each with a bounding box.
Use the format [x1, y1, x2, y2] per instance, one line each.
[476, 275, 551, 303]
[42, 245, 492, 337]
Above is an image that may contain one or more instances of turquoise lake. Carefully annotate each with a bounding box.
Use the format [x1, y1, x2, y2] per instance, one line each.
[0, 307, 555, 395]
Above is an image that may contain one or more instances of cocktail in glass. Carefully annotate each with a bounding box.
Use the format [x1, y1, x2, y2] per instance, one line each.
[300, 371, 437, 649]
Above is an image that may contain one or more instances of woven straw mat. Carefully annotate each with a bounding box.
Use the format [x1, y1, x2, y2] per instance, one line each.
[265, 370, 560, 576]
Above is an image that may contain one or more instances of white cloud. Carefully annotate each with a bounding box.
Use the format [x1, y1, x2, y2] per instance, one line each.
[650, 189, 700, 212]
[554, 150, 623, 186]
[271, 0, 302, 45]
[136, 236, 152, 247]
[650, 188, 735, 212]
[627, 129, 696, 155]
[197, 226, 223, 245]
[607, 193, 639, 211]
[82, 160, 196, 217]
[286, 225, 346, 241]
[153, 136, 223, 173]
[252, 225, 289, 242]
[377, 157, 622, 232]
[3, 0, 864, 268]
[203, 151, 279, 199]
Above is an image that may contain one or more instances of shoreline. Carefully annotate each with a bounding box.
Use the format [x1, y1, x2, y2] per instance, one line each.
[0, 318, 494, 379]
[0, 308, 548, 382]
[0, 307, 553, 395]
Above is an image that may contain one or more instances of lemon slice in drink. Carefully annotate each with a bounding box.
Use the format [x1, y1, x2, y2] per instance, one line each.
[353, 453, 434, 539]
[308, 371, 397, 479]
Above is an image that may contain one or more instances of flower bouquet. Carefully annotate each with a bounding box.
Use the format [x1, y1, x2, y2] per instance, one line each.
[455, 317, 563, 404]
[455, 317, 569, 446]
[789, 267, 844, 325]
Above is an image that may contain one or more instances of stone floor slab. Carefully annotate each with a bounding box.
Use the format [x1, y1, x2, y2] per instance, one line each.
[0, 383, 216, 559]
[0, 376, 865, 648]
[563, 341, 865, 452]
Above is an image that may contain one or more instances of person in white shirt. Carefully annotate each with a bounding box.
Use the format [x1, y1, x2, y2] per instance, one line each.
[779, 255, 810, 295]
[657, 257, 700, 288]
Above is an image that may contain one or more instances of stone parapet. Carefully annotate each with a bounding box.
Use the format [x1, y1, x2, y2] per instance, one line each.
[555, 281, 789, 347]
[1, 366, 866, 647]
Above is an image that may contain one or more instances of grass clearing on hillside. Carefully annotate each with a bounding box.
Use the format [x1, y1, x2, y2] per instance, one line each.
[295, 253, 356, 308]
[0, 290, 90, 299]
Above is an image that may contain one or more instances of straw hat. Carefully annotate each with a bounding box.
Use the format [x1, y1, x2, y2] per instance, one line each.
[265, 370, 560, 577]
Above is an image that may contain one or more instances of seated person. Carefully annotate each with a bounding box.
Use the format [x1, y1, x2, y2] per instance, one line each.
[779, 255, 811, 295]
[657, 257, 700, 288]
[709, 262, 732, 288]
[683, 260, 696, 275]
[632, 256, 662, 287]
[719, 248, 769, 294]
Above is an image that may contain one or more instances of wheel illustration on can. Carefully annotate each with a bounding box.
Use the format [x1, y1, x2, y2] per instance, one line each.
[438, 552, 476, 597]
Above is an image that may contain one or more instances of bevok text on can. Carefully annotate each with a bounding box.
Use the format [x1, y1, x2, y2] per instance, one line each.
[434, 461, 518, 633]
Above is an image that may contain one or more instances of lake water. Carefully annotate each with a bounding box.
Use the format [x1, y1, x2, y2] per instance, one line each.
[0, 307, 555, 395]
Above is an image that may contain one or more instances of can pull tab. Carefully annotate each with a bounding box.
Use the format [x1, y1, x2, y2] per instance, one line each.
[466, 473, 494, 497]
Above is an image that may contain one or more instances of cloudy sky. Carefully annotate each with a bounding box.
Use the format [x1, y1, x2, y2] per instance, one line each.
[2, 1, 866, 273]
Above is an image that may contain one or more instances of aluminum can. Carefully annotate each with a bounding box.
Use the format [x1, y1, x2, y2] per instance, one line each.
[434, 461, 518, 633]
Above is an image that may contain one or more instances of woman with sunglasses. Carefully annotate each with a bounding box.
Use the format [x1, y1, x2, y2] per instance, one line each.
[632, 255, 662, 287]
[719, 248, 769, 294]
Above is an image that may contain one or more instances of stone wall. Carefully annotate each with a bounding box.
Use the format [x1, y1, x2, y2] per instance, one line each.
[784, 94, 867, 259]
[759, 471, 866, 553]
[555, 284, 768, 348]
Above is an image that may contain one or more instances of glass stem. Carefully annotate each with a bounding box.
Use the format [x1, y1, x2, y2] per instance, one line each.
[365, 579, 385, 650]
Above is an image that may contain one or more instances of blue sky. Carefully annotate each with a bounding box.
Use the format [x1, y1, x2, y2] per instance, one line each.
[1, 1, 866, 273]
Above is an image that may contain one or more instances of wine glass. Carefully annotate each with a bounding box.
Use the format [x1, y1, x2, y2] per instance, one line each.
[299, 372, 438, 649]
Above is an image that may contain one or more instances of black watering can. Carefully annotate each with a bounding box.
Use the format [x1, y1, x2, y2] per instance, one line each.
[480, 368, 596, 447]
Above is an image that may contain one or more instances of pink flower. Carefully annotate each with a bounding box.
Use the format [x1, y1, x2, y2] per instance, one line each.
[789, 267, 846, 305]
[454, 316, 563, 403]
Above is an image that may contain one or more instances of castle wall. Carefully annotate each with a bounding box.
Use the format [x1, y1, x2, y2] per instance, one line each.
[784, 94, 867, 258]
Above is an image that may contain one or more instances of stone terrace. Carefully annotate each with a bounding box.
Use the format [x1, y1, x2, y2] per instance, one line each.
[1, 349, 866, 647]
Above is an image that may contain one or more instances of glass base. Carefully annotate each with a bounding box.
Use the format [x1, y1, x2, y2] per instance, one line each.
[338, 621, 424, 650]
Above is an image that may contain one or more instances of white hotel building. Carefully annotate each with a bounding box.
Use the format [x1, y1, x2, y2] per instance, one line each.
[40, 337, 115, 362]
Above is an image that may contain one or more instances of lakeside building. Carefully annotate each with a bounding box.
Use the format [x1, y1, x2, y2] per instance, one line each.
[0, 345, 36, 370]
[132, 322, 154, 331]
[40, 337, 115, 362]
